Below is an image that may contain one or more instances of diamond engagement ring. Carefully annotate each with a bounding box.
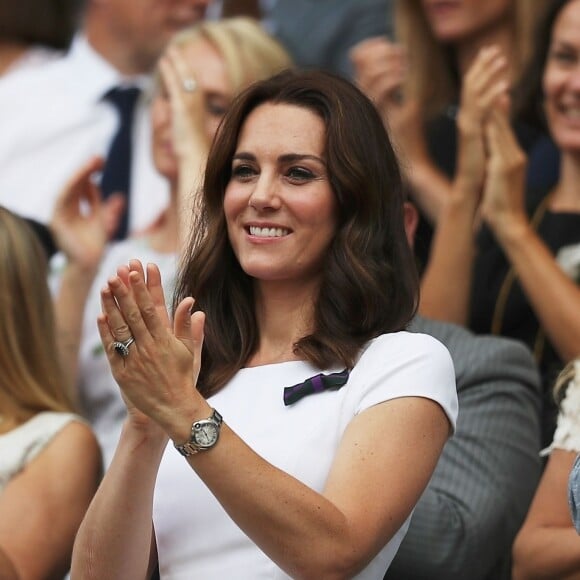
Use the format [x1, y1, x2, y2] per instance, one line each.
[113, 337, 135, 357]
[182, 78, 197, 93]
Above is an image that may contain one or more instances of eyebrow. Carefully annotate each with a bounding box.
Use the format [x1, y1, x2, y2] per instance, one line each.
[551, 40, 577, 51]
[232, 152, 326, 165]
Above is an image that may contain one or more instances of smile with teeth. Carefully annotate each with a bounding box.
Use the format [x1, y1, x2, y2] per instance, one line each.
[249, 226, 290, 238]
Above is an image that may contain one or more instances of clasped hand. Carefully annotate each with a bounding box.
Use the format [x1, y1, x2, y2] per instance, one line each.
[97, 260, 206, 441]
[455, 46, 527, 230]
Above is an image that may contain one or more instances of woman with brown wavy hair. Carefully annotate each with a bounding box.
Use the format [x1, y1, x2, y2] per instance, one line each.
[0, 207, 100, 579]
[72, 70, 457, 579]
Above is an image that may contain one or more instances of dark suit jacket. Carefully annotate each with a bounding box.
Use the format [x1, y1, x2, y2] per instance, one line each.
[385, 317, 542, 580]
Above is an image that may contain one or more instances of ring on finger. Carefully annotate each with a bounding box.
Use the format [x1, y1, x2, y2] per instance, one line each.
[182, 78, 197, 93]
[112, 336, 135, 358]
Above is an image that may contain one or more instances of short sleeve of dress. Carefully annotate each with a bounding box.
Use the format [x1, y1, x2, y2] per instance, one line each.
[551, 361, 580, 453]
[346, 332, 458, 432]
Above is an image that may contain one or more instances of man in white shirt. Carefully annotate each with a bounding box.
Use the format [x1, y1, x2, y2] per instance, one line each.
[0, 0, 210, 235]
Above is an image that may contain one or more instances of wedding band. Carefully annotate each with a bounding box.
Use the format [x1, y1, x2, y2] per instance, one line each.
[182, 78, 197, 93]
[112, 336, 135, 358]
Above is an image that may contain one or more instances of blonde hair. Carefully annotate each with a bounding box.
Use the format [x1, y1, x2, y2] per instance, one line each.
[554, 359, 580, 403]
[0, 208, 73, 423]
[395, 0, 539, 119]
[170, 17, 293, 94]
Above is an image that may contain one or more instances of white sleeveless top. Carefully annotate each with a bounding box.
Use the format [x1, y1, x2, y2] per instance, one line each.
[0, 412, 79, 492]
[547, 360, 580, 454]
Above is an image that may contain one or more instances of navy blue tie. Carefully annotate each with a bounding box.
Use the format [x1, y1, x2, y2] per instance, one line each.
[101, 86, 141, 240]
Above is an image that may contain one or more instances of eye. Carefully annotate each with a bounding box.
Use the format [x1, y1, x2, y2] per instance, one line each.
[206, 96, 229, 118]
[231, 164, 257, 181]
[550, 48, 577, 66]
[286, 167, 316, 183]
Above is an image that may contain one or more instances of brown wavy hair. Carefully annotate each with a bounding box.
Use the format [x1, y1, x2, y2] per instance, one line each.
[174, 70, 419, 397]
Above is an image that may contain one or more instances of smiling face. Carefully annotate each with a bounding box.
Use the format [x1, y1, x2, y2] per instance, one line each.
[223, 102, 338, 286]
[543, 0, 580, 153]
[151, 37, 232, 182]
[421, 0, 511, 43]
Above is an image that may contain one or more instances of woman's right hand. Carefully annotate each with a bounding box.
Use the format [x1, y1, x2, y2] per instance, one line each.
[50, 157, 124, 272]
[98, 260, 207, 444]
[455, 46, 510, 201]
[159, 45, 209, 161]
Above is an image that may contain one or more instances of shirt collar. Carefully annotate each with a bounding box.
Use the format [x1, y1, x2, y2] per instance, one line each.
[66, 34, 153, 103]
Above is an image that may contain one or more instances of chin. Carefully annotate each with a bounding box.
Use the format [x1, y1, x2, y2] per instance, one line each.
[154, 161, 178, 182]
[429, 23, 467, 42]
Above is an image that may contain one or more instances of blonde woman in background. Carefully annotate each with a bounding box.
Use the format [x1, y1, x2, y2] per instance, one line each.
[0, 207, 101, 579]
[513, 359, 580, 578]
[351, 0, 546, 264]
[50, 17, 293, 469]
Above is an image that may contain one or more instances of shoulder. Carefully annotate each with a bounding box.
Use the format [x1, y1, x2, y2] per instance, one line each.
[350, 331, 458, 429]
[358, 330, 454, 372]
[32, 413, 98, 454]
[0, 54, 72, 101]
[39, 417, 101, 479]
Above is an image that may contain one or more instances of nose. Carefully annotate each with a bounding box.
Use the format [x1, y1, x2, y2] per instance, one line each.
[248, 172, 281, 211]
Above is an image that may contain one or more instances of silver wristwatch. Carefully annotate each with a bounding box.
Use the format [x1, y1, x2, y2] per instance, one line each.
[174, 409, 223, 457]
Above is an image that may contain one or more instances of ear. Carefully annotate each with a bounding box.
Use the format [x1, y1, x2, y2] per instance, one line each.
[403, 201, 419, 249]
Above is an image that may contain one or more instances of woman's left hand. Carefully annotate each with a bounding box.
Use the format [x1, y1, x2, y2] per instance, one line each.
[480, 107, 528, 235]
[97, 260, 207, 440]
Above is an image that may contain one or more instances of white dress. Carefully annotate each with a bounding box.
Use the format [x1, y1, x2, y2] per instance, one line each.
[0, 412, 78, 492]
[153, 331, 458, 579]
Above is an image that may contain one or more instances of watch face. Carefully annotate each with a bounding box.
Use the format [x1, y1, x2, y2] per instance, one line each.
[193, 421, 219, 448]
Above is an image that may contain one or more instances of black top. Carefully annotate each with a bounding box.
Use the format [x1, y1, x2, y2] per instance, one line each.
[412, 109, 559, 270]
[469, 188, 580, 446]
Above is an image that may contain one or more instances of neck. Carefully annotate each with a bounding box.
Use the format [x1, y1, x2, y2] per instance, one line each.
[550, 153, 580, 212]
[455, 21, 514, 80]
[0, 41, 29, 75]
[84, 10, 154, 75]
[249, 278, 320, 367]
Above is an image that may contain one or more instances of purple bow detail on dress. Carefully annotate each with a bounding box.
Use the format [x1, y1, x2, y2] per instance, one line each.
[283, 369, 350, 406]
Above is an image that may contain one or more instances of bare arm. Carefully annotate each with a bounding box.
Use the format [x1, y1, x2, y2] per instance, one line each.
[420, 47, 512, 323]
[0, 421, 101, 579]
[482, 108, 580, 362]
[51, 157, 123, 396]
[71, 421, 166, 580]
[513, 450, 580, 579]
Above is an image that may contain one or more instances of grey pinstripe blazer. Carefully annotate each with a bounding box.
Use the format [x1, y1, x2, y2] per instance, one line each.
[385, 316, 542, 580]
